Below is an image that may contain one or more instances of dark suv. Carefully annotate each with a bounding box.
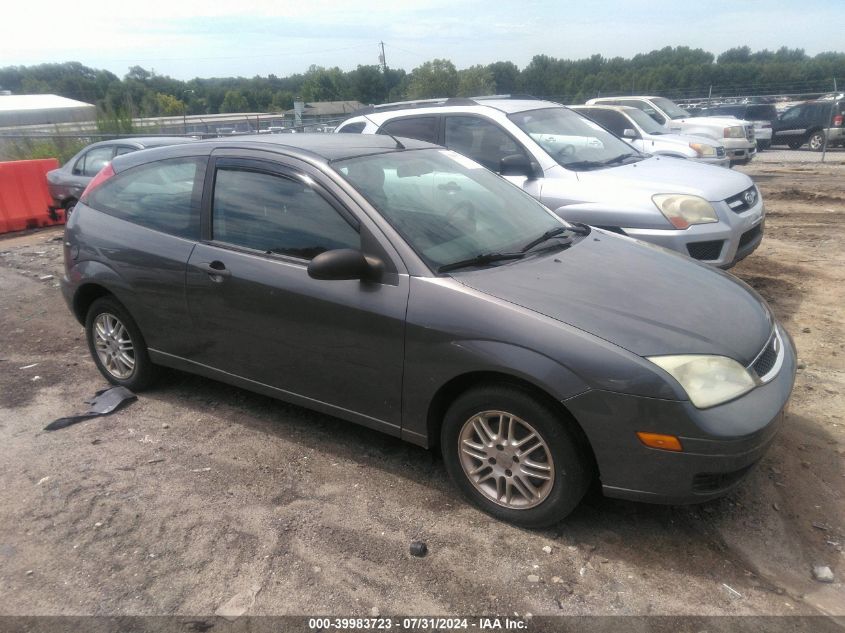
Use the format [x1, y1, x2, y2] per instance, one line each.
[771, 98, 845, 151]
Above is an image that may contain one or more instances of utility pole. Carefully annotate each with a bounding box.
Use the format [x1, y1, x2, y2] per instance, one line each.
[379, 41, 388, 103]
[822, 77, 837, 163]
[378, 41, 387, 73]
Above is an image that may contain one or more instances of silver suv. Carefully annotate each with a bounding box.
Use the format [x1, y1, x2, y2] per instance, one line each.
[337, 97, 764, 268]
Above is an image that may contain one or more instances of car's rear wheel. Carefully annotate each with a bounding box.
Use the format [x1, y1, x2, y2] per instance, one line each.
[441, 385, 590, 527]
[85, 297, 157, 390]
[808, 131, 826, 151]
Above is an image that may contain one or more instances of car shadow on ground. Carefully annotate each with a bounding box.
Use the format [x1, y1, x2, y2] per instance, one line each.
[142, 368, 841, 601]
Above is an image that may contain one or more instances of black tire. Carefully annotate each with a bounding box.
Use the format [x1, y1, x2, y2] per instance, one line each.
[440, 384, 591, 528]
[808, 131, 826, 152]
[757, 141, 769, 152]
[63, 199, 77, 218]
[787, 140, 803, 150]
[85, 296, 157, 390]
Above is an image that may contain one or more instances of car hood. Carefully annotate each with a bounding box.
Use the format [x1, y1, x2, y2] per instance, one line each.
[572, 155, 751, 201]
[451, 232, 773, 362]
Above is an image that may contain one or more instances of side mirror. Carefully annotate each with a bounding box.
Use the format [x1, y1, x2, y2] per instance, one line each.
[622, 128, 638, 139]
[307, 248, 384, 281]
[499, 154, 537, 178]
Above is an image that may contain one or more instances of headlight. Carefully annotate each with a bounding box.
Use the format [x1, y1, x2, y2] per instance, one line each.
[652, 194, 718, 229]
[724, 126, 745, 138]
[648, 355, 756, 408]
[689, 142, 717, 157]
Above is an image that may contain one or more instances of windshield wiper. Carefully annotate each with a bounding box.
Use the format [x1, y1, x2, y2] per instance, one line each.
[599, 152, 639, 166]
[520, 226, 569, 252]
[521, 223, 591, 253]
[438, 252, 525, 273]
[562, 160, 606, 171]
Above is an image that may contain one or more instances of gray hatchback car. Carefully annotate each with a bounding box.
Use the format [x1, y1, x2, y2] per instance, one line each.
[61, 135, 795, 527]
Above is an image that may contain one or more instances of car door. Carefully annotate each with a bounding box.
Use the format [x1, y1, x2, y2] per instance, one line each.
[580, 109, 644, 151]
[67, 145, 116, 198]
[442, 115, 542, 198]
[185, 153, 409, 432]
[773, 105, 807, 144]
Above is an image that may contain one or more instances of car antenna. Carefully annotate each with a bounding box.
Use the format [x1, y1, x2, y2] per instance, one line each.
[362, 112, 405, 150]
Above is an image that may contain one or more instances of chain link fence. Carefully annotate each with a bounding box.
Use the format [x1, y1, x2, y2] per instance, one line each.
[2, 84, 843, 167]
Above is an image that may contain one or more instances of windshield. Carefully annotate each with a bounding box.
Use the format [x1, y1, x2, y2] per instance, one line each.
[624, 108, 666, 134]
[508, 107, 643, 170]
[334, 149, 571, 273]
[651, 97, 691, 120]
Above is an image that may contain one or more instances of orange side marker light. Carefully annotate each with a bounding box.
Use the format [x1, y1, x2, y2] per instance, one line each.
[637, 432, 683, 452]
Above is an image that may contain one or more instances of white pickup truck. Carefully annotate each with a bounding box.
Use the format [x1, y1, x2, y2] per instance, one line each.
[586, 96, 756, 165]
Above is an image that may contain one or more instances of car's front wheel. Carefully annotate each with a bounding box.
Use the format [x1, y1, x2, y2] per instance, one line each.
[441, 385, 591, 527]
[85, 296, 157, 390]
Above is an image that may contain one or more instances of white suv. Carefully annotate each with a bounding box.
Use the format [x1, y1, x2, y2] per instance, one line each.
[336, 97, 765, 268]
[586, 96, 757, 165]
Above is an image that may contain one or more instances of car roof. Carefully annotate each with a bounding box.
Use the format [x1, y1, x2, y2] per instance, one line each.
[89, 136, 196, 148]
[346, 97, 563, 122]
[114, 133, 441, 171]
[571, 104, 639, 114]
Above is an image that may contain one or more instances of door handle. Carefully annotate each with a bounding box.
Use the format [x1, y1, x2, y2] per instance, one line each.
[197, 261, 231, 280]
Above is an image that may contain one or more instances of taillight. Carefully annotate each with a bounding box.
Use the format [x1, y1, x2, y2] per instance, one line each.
[834, 114, 843, 127]
[80, 163, 115, 202]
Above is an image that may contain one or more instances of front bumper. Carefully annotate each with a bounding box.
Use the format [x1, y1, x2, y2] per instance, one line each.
[721, 138, 757, 164]
[565, 324, 796, 504]
[621, 194, 765, 268]
[694, 155, 731, 169]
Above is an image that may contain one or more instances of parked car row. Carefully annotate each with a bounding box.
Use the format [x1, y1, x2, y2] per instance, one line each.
[337, 96, 764, 268]
[695, 95, 845, 151]
[54, 95, 792, 527]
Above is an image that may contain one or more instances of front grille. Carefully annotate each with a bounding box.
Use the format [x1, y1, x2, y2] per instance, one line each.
[692, 465, 754, 493]
[745, 125, 754, 141]
[716, 147, 726, 157]
[725, 186, 758, 213]
[751, 330, 780, 379]
[738, 224, 763, 250]
[687, 240, 724, 260]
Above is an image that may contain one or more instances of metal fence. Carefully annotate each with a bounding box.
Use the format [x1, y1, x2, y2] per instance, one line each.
[1, 85, 843, 167]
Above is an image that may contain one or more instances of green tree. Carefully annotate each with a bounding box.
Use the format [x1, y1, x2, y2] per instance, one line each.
[155, 93, 186, 116]
[220, 89, 249, 113]
[487, 61, 520, 94]
[457, 65, 495, 97]
[407, 59, 459, 99]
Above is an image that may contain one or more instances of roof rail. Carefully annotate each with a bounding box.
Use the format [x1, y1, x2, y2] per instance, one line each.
[346, 94, 545, 119]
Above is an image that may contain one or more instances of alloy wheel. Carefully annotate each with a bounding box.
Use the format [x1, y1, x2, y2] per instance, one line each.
[93, 312, 135, 379]
[457, 410, 555, 509]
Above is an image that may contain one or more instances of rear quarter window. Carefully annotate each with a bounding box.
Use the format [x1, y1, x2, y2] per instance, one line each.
[86, 157, 206, 240]
[338, 121, 366, 133]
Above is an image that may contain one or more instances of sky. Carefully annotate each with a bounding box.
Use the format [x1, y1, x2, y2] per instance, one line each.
[2, 0, 842, 80]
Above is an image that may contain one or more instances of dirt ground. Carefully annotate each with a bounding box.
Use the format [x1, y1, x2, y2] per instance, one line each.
[0, 163, 842, 620]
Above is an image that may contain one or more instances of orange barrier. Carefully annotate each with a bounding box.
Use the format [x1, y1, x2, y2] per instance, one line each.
[0, 158, 62, 235]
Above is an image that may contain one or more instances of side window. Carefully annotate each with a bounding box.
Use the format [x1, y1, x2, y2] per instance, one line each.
[379, 117, 438, 143]
[780, 106, 803, 121]
[114, 146, 137, 156]
[581, 110, 627, 136]
[444, 116, 527, 172]
[212, 168, 359, 260]
[628, 100, 666, 125]
[338, 121, 366, 134]
[76, 146, 115, 177]
[86, 157, 205, 240]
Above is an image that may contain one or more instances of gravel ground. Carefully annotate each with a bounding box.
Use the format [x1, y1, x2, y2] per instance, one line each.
[0, 164, 842, 620]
